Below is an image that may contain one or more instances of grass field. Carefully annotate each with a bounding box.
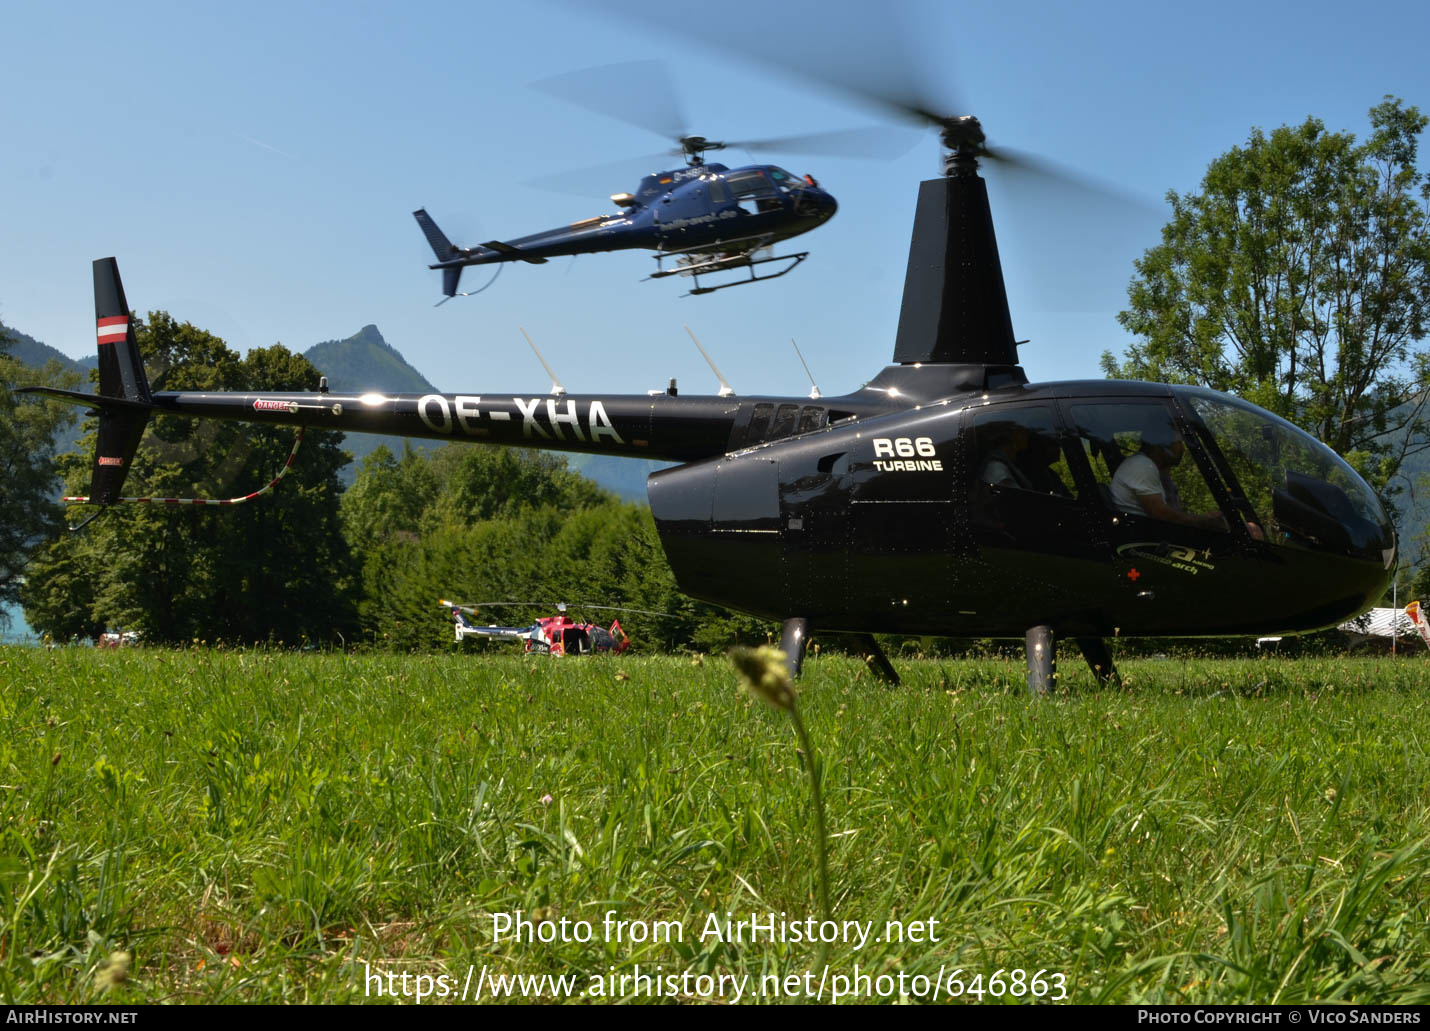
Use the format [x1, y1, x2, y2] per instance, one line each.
[1, 646, 1428, 1004]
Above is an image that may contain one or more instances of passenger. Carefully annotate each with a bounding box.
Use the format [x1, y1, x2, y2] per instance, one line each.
[1111, 430, 1264, 539]
[978, 422, 1035, 490]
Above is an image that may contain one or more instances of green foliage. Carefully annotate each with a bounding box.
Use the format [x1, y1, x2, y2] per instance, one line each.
[1108, 98, 1430, 497]
[341, 441, 757, 652]
[20, 315, 357, 645]
[0, 331, 79, 618]
[1413, 560, 1430, 602]
[424, 444, 611, 527]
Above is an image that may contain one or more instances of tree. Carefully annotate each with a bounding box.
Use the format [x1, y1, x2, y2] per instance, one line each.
[338, 442, 746, 652]
[21, 314, 358, 644]
[342, 442, 623, 648]
[1107, 98, 1430, 496]
[0, 327, 78, 623]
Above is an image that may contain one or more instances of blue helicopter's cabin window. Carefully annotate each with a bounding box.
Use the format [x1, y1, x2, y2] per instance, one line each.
[1067, 401, 1230, 533]
[768, 168, 803, 192]
[727, 171, 776, 197]
[727, 170, 780, 214]
[707, 177, 730, 204]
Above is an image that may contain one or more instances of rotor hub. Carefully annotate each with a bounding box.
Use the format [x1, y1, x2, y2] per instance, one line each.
[938, 115, 985, 177]
[679, 135, 726, 166]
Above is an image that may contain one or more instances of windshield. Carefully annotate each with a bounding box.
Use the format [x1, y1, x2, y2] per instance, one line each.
[1177, 387, 1395, 566]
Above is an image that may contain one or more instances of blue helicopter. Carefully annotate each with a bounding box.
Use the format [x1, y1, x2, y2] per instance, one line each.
[415, 137, 836, 299]
[413, 61, 916, 299]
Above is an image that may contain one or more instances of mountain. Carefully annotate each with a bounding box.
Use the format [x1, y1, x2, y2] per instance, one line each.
[1, 322, 93, 374]
[299, 325, 448, 476]
[2, 321, 93, 456]
[1389, 445, 1429, 567]
[303, 325, 439, 395]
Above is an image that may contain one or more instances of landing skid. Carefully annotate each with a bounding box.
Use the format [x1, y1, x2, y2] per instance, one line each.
[648, 247, 809, 296]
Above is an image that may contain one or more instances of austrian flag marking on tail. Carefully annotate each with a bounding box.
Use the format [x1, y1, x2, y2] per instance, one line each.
[96, 316, 127, 346]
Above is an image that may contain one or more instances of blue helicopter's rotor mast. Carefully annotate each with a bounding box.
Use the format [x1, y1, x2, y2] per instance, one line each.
[678, 135, 725, 167]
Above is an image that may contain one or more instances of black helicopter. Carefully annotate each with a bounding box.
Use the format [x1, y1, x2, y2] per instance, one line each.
[30, 110, 1396, 692]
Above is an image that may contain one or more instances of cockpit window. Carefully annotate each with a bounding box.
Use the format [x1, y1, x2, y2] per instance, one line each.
[726, 171, 777, 198]
[767, 167, 804, 192]
[726, 170, 781, 214]
[1179, 388, 1395, 563]
[1068, 401, 1229, 532]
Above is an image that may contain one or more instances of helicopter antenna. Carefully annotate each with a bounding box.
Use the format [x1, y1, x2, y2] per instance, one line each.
[791, 338, 821, 399]
[520, 327, 567, 396]
[684, 325, 734, 397]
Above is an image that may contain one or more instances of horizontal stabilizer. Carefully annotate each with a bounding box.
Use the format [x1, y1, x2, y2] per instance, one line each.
[19, 386, 151, 411]
[481, 240, 548, 265]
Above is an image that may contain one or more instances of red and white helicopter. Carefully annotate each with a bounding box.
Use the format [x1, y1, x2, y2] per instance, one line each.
[441, 600, 631, 656]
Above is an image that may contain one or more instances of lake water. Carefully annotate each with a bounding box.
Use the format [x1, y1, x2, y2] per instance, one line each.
[0, 599, 38, 645]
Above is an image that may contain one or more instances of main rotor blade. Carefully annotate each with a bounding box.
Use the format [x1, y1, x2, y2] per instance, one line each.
[530, 60, 690, 144]
[524, 151, 679, 197]
[573, 604, 681, 618]
[591, 4, 1155, 216]
[981, 144, 1162, 214]
[592, 1, 968, 130]
[732, 126, 921, 161]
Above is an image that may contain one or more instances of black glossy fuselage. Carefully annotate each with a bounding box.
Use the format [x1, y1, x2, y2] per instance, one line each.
[152, 364, 1395, 640]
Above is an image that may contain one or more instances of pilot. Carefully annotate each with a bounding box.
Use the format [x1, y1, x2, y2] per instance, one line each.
[1111, 429, 1264, 539]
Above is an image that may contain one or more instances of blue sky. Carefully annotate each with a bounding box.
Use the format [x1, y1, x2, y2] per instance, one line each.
[3, 0, 1428, 399]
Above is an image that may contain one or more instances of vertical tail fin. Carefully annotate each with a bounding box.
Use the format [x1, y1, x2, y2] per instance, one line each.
[414, 208, 460, 260]
[89, 258, 153, 503]
[413, 210, 468, 299]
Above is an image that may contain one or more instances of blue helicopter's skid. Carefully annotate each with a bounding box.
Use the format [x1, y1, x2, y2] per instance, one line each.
[646, 232, 810, 294]
[684, 250, 809, 296]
